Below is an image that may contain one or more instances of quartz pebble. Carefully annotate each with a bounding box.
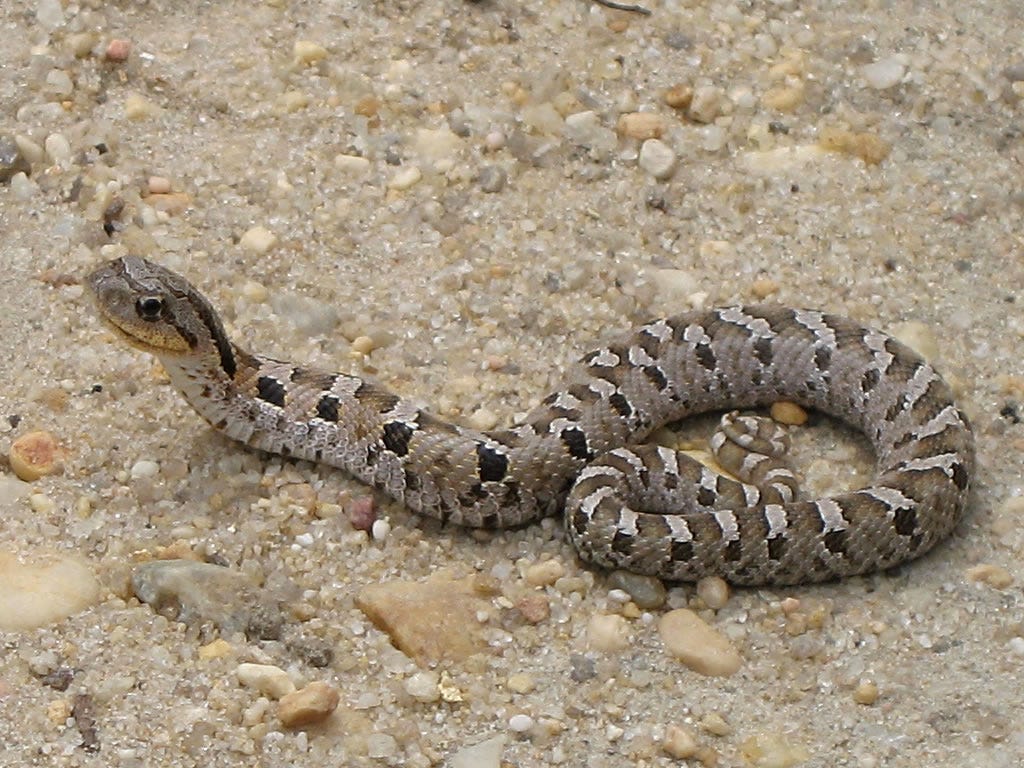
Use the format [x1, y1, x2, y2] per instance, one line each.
[239, 225, 278, 255]
[695, 576, 730, 610]
[688, 85, 724, 123]
[0, 549, 100, 631]
[451, 735, 506, 768]
[862, 55, 907, 89]
[638, 139, 677, 180]
[356, 574, 489, 664]
[293, 40, 327, 66]
[525, 559, 564, 587]
[9, 430, 62, 481]
[508, 713, 534, 733]
[277, 681, 340, 727]
[405, 670, 441, 703]
[236, 663, 296, 699]
[587, 613, 631, 653]
[388, 165, 422, 191]
[659, 609, 742, 676]
[739, 732, 810, 767]
[662, 724, 699, 759]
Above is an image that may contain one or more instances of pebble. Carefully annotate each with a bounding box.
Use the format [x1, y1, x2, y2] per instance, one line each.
[965, 563, 1014, 589]
[663, 83, 694, 110]
[515, 593, 550, 624]
[477, 165, 507, 193]
[198, 639, 233, 660]
[405, 670, 441, 703]
[0, 476, 31, 507]
[347, 495, 377, 532]
[695, 576, 730, 610]
[334, 153, 371, 175]
[105, 38, 132, 62]
[236, 663, 296, 699]
[699, 712, 732, 736]
[413, 127, 463, 166]
[9, 430, 62, 481]
[739, 732, 811, 767]
[853, 680, 879, 705]
[688, 85, 724, 124]
[129, 459, 159, 479]
[662, 724, 699, 759]
[587, 613, 632, 653]
[508, 713, 535, 733]
[147, 176, 172, 194]
[370, 518, 391, 542]
[770, 401, 808, 426]
[0, 135, 31, 182]
[293, 40, 328, 66]
[131, 559, 285, 638]
[0, 549, 100, 631]
[44, 133, 71, 164]
[761, 84, 804, 112]
[355, 574, 489, 664]
[817, 126, 891, 166]
[506, 673, 536, 694]
[525, 559, 565, 587]
[659, 609, 742, 676]
[451, 735, 506, 768]
[563, 110, 617, 155]
[605, 570, 666, 609]
[239, 225, 278, 255]
[124, 93, 161, 120]
[862, 55, 907, 90]
[616, 112, 666, 140]
[387, 165, 422, 191]
[36, 0, 65, 29]
[366, 733, 398, 759]
[638, 138, 677, 180]
[277, 681, 340, 727]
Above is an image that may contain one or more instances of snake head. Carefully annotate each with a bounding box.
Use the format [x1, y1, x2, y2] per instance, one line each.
[88, 256, 237, 377]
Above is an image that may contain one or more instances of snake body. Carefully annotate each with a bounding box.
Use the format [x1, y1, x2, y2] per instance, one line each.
[89, 257, 974, 585]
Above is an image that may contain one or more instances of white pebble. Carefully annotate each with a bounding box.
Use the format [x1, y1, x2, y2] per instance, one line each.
[861, 55, 907, 90]
[239, 226, 278, 255]
[334, 153, 371, 175]
[44, 133, 71, 164]
[587, 613, 631, 653]
[371, 518, 391, 542]
[404, 670, 441, 703]
[1008, 637, 1024, 656]
[236, 662, 296, 699]
[129, 460, 159, 479]
[508, 714, 534, 733]
[36, 0, 65, 29]
[638, 139, 677, 180]
[387, 166, 422, 191]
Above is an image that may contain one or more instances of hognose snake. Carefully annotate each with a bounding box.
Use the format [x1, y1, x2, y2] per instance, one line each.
[89, 256, 974, 586]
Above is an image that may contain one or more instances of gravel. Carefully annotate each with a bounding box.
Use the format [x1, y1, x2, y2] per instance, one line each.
[0, 0, 1022, 765]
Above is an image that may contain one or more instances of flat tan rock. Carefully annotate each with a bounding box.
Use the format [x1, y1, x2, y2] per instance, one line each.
[0, 549, 100, 631]
[658, 608, 742, 677]
[355, 573, 488, 665]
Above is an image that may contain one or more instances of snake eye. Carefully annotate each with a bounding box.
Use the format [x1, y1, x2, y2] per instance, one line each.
[135, 295, 164, 321]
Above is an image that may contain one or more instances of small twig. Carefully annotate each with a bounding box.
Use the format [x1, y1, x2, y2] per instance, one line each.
[592, 0, 652, 15]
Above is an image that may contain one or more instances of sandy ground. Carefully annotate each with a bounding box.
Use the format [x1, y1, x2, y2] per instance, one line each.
[1, 1, 1023, 766]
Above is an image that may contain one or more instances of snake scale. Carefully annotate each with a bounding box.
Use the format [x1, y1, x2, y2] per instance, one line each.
[89, 256, 974, 586]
